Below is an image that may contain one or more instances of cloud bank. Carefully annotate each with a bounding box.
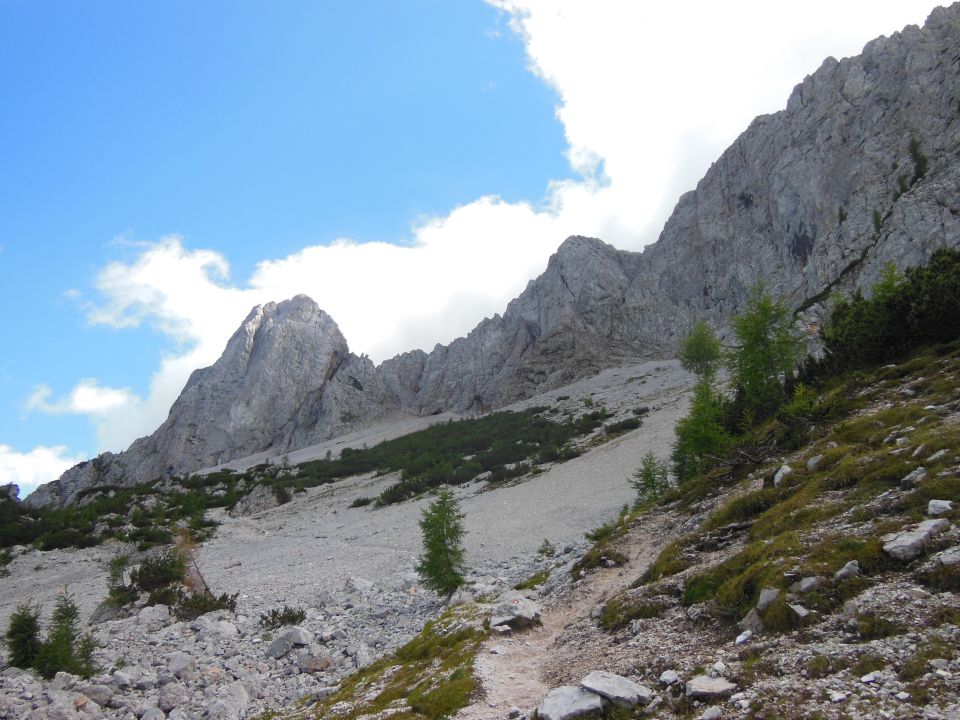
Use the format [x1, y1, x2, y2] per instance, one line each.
[22, 1, 940, 491]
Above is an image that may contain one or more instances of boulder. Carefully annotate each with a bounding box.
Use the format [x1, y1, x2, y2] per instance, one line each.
[773, 465, 793, 489]
[834, 560, 860, 581]
[686, 675, 736, 700]
[739, 608, 764, 635]
[537, 686, 605, 720]
[900, 467, 927, 489]
[756, 588, 780, 612]
[659, 670, 679, 686]
[490, 591, 541, 628]
[266, 634, 294, 660]
[928, 499, 954, 516]
[806, 455, 825, 472]
[883, 519, 951, 561]
[136, 604, 170, 632]
[580, 670, 653, 706]
[166, 652, 195, 679]
[158, 680, 189, 713]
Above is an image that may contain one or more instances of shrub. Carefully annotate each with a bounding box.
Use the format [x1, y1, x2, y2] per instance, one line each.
[631, 452, 671, 505]
[4, 603, 41, 668]
[260, 605, 307, 629]
[174, 591, 238, 621]
[672, 380, 731, 483]
[537, 538, 556, 557]
[34, 591, 97, 680]
[726, 285, 803, 420]
[349, 496, 373, 508]
[416, 489, 467, 597]
[106, 555, 137, 607]
[130, 548, 187, 592]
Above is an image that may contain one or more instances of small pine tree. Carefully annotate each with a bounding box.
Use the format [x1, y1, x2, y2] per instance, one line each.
[727, 285, 802, 420]
[672, 380, 731, 483]
[415, 489, 467, 597]
[678, 320, 722, 381]
[630, 451, 671, 504]
[34, 591, 97, 679]
[4, 603, 41, 669]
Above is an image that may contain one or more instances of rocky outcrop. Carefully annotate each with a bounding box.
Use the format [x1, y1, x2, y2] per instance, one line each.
[29, 5, 960, 506]
[27, 297, 396, 507]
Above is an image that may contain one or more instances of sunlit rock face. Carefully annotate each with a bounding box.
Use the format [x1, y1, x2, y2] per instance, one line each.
[28, 5, 960, 507]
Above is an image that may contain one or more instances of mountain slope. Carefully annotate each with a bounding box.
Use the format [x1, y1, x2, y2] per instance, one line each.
[27, 4, 960, 507]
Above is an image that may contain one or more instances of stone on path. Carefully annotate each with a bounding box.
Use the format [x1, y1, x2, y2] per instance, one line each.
[580, 670, 653, 706]
[537, 686, 606, 720]
[490, 590, 541, 628]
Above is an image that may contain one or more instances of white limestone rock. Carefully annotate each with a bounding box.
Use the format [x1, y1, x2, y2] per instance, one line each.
[580, 670, 653, 706]
[537, 686, 606, 720]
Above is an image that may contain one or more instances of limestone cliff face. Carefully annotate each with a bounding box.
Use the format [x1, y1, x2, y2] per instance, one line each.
[27, 6, 960, 507]
[26, 296, 394, 507]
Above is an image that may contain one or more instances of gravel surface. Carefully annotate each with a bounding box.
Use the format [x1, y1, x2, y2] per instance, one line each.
[0, 360, 693, 630]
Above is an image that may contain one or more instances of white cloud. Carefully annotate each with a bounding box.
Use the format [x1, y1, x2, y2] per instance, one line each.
[28, 379, 136, 416]
[0, 444, 86, 499]
[61, 2, 940, 456]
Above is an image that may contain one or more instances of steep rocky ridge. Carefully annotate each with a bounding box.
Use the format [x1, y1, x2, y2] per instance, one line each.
[27, 5, 960, 507]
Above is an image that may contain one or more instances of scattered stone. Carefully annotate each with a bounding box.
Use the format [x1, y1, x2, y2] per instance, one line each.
[788, 604, 811, 620]
[700, 707, 723, 720]
[882, 518, 951, 561]
[266, 634, 294, 660]
[773, 465, 792, 488]
[928, 499, 954, 516]
[834, 560, 860, 581]
[166, 652, 195, 679]
[136, 604, 170, 632]
[659, 670, 679, 686]
[686, 676, 736, 700]
[928, 449, 950, 463]
[756, 588, 780, 612]
[900, 467, 927, 489]
[580, 670, 653, 706]
[537, 685, 605, 720]
[806, 455, 824, 472]
[735, 630, 753, 645]
[790, 576, 824, 594]
[447, 588, 474, 606]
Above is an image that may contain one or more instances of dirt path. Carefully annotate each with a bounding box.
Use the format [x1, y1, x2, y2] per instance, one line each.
[457, 513, 674, 719]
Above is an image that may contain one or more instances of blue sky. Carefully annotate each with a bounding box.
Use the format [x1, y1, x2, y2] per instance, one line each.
[0, 1, 941, 495]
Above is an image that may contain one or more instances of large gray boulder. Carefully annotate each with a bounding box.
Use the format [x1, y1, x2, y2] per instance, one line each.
[580, 671, 653, 706]
[882, 518, 951, 561]
[537, 686, 606, 720]
[490, 591, 541, 628]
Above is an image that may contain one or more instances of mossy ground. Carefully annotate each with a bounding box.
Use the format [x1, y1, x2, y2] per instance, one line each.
[293, 606, 487, 720]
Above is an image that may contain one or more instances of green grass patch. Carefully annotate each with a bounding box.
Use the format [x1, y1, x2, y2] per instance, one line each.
[513, 570, 550, 591]
[598, 594, 669, 630]
[899, 639, 953, 681]
[307, 606, 486, 720]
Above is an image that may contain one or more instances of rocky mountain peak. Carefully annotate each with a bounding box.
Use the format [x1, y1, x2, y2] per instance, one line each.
[27, 5, 960, 506]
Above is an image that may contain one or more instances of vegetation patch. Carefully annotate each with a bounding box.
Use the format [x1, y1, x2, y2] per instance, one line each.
[304, 606, 486, 720]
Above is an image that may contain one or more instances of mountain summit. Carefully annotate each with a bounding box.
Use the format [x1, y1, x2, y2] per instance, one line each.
[27, 5, 960, 506]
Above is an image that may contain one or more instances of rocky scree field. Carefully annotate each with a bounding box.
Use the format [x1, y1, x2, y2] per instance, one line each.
[0, 361, 692, 720]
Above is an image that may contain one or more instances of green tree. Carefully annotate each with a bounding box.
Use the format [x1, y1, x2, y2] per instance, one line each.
[727, 285, 803, 419]
[672, 380, 731, 483]
[4, 603, 41, 669]
[415, 489, 467, 597]
[34, 591, 97, 679]
[678, 320, 722, 381]
[630, 452, 671, 505]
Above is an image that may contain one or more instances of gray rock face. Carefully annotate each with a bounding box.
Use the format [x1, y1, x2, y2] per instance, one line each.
[28, 6, 960, 507]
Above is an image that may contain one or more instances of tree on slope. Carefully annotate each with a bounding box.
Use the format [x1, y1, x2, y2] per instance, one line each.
[727, 285, 803, 420]
[678, 320, 722, 381]
[416, 488, 467, 597]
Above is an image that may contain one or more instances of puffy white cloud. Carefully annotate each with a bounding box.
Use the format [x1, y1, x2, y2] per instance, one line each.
[27, 379, 136, 416]
[62, 2, 939, 456]
[0, 444, 86, 499]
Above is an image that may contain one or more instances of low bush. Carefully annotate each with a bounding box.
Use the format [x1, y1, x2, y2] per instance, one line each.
[260, 605, 307, 629]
